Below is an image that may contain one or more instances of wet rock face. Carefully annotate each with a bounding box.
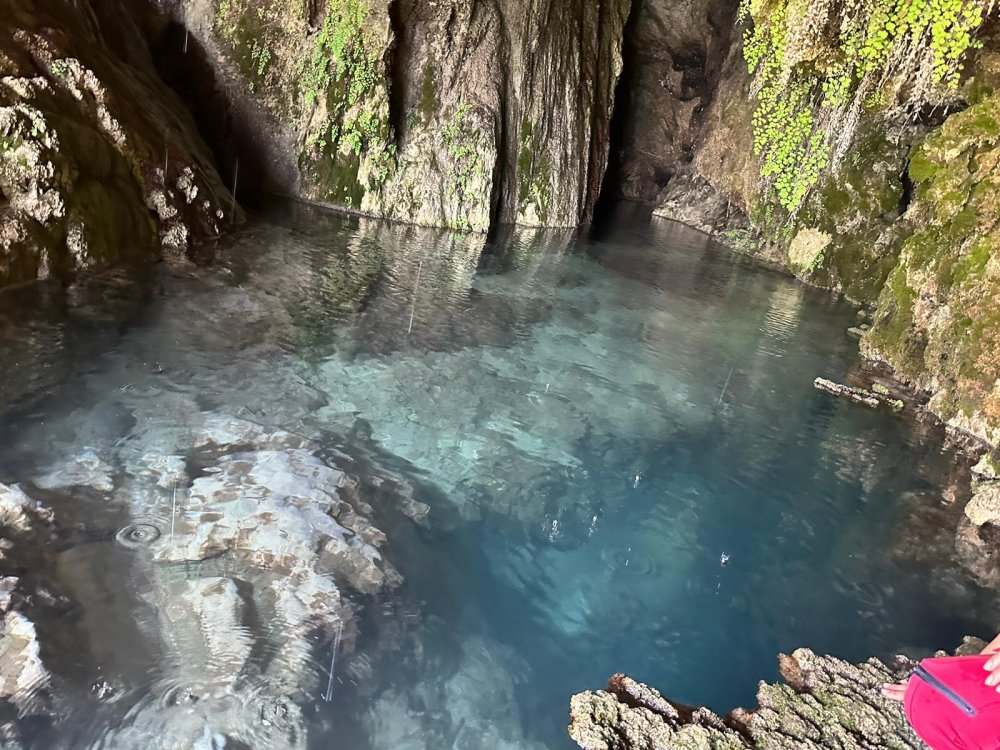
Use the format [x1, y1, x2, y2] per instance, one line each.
[569, 649, 923, 750]
[956, 480, 1000, 586]
[862, 86, 1000, 447]
[158, 0, 630, 232]
[0, 0, 238, 289]
[652, 173, 748, 238]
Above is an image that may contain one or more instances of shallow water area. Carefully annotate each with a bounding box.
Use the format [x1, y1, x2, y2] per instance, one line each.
[0, 204, 997, 749]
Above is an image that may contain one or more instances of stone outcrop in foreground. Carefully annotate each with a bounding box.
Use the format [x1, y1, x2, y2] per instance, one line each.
[567, 645, 977, 750]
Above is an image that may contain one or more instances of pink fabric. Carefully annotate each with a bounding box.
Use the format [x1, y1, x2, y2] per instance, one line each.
[904, 654, 1000, 750]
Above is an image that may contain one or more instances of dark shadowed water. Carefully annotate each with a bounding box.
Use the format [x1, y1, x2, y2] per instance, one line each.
[0, 204, 996, 749]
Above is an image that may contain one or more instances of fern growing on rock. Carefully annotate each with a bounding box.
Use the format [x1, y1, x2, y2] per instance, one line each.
[739, 0, 997, 214]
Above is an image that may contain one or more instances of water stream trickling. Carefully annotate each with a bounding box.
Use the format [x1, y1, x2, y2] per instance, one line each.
[0, 203, 996, 749]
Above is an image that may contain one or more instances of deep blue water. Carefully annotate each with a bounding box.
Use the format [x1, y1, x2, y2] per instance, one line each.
[0, 204, 996, 749]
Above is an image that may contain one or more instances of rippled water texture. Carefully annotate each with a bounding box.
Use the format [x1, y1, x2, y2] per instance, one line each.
[1, 205, 997, 749]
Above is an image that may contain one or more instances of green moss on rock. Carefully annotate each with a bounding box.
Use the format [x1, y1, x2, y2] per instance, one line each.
[791, 122, 907, 301]
[419, 64, 439, 123]
[516, 119, 554, 226]
[863, 92, 1000, 443]
[214, 0, 285, 93]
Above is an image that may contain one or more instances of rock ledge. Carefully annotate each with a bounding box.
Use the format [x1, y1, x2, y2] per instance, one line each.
[569, 648, 930, 750]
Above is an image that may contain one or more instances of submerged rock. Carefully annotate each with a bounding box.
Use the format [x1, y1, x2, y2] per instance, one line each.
[569, 649, 923, 750]
[0, 405, 419, 747]
[0, 610, 48, 715]
[0, 483, 52, 537]
[0, 484, 56, 727]
[368, 635, 548, 750]
[34, 449, 115, 492]
[158, 446, 401, 596]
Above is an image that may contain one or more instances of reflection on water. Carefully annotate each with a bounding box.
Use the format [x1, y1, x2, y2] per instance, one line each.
[0, 203, 996, 749]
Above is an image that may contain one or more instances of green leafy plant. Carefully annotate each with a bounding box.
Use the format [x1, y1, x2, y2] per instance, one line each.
[298, 0, 399, 195]
[738, 0, 993, 215]
[300, 0, 377, 108]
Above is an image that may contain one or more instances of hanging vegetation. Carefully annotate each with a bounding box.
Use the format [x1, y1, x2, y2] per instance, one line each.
[738, 0, 997, 214]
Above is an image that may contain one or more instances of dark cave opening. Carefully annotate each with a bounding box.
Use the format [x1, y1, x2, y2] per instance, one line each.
[898, 162, 915, 216]
[386, 0, 410, 148]
[151, 20, 276, 208]
[590, 0, 644, 232]
[672, 48, 709, 103]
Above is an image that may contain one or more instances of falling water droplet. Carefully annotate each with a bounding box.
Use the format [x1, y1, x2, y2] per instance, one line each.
[115, 522, 162, 548]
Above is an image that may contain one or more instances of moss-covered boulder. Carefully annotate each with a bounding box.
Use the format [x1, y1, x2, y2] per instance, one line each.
[790, 124, 913, 301]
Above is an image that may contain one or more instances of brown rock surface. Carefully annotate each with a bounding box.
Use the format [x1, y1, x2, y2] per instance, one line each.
[569, 649, 925, 750]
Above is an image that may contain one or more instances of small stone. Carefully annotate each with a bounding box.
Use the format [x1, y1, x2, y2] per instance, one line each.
[965, 483, 1000, 526]
[972, 453, 1000, 480]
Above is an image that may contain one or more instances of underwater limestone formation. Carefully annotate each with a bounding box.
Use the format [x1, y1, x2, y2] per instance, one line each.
[367, 634, 549, 750]
[0, 483, 56, 745]
[0, 0, 239, 289]
[24, 409, 409, 748]
[155, 0, 630, 232]
[569, 648, 932, 750]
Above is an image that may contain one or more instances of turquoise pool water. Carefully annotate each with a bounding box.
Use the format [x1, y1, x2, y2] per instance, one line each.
[0, 204, 995, 749]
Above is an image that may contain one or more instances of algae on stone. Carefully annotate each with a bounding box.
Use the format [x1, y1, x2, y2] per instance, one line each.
[170, 0, 631, 233]
[864, 91, 1000, 445]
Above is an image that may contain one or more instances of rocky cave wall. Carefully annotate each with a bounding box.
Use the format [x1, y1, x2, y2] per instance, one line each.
[155, 0, 635, 233]
[599, 0, 739, 207]
[0, 0, 239, 289]
[654, 12, 1000, 454]
[0, 0, 747, 285]
[160, 0, 741, 227]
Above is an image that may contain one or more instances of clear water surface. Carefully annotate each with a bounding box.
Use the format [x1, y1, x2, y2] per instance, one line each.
[0, 204, 996, 749]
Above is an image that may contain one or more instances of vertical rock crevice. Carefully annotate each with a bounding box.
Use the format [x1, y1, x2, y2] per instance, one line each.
[488, 2, 515, 235]
[386, 0, 408, 149]
[595, 0, 741, 218]
[591, 0, 642, 227]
